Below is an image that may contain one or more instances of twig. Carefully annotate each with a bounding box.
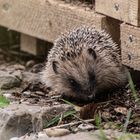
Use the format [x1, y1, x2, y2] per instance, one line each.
[96, 100, 114, 105]
[57, 113, 63, 126]
[51, 95, 61, 99]
[51, 119, 95, 129]
[72, 114, 91, 124]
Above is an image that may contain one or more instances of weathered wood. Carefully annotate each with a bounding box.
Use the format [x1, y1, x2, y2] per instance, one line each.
[121, 23, 140, 70]
[95, 0, 140, 27]
[20, 34, 50, 55]
[20, 34, 37, 55]
[0, 0, 119, 43]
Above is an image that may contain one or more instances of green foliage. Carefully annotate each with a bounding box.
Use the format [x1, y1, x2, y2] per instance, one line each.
[44, 110, 76, 128]
[0, 95, 10, 108]
[128, 72, 139, 102]
[123, 108, 132, 133]
[95, 113, 102, 128]
[61, 99, 76, 107]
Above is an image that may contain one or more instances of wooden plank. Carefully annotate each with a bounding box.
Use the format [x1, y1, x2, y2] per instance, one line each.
[121, 23, 140, 70]
[103, 17, 120, 45]
[95, 0, 140, 27]
[20, 34, 50, 55]
[20, 34, 37, 55]
[0, 0, 119, 43]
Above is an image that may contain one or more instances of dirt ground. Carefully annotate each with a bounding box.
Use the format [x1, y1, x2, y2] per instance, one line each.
[0, 46, 140, 136]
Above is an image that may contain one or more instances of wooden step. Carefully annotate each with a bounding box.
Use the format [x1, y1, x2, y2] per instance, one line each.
[0, 0, 120, 54]
[121, 23, 140, 70]
[96, 0, 140, 27]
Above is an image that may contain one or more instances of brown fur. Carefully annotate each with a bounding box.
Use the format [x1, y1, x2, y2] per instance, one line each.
[41, 26, 128, 103]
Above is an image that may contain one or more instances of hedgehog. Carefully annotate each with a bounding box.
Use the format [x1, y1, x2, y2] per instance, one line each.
[41, 26, 128, 103]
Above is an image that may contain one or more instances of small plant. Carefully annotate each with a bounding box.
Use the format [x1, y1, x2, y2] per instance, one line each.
[123, 108, 132, 133]
[44, 110, 76, 128]
[95, 113, 102, 129]
[0, 95, 10, 108]
[128, 72, 139, 102]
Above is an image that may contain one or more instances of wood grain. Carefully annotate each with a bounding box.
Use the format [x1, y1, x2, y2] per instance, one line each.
[121, 23, 140, 70]
[20, 34, 37, 55]
[20, 33, 50, 55]
[96, 0, 140, 26]
[0, 0, 107, 42]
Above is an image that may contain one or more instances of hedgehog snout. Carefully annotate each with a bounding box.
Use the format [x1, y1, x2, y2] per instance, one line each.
[87, 95, 94, 102]
[82, 88, 95, 100]
[87, 91, 95, 100]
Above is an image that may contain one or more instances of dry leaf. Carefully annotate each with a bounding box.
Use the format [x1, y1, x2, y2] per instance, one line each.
[80, 103, 98, 119]
[114, 107, 127, 115]
[102, 112, 111, 119]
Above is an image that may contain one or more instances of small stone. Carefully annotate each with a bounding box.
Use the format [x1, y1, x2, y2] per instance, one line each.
[103, 123, 110, 129]
[26, 60, 35, 68]
[38, 132, 48, 138]
[78, 123, 94, 131]
[22, 91, 31, 97]
[13, 64, 25, 70]
[3, 93, 13, 99]
[35, 91, 45, 96]
[45, 128, 70, 137]
[12, 70, 23, 80]
[10, 137, 19, 140]
[102, 112, 111, 119]
[114, 107, 127, 115]
[85, 7, 91, 11]
[0, 75, 21, 89]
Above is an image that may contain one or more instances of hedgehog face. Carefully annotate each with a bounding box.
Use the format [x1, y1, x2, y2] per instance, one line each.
[51, 48, 97, 103]
[41, 26, 128, 103]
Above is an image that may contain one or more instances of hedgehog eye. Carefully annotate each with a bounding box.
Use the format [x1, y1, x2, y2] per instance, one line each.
[69, 78, 81, 91]
[69, 79, 77, 86]
[87, 48, 97, 59]
[52, 61, 59, 74]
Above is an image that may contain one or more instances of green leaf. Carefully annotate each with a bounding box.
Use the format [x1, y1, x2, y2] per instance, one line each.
[128, 72, 138, 101]
[44, 110, 76, 128]
[123, 108, 132, 133]
[95, 113, 102, 128]
[0, 95, 10, 108]
[60, 99, 76, 107]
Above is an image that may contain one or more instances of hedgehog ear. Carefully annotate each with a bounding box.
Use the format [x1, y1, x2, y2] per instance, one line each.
[52, 61, 59, 74]
[87, 48, 97, 59]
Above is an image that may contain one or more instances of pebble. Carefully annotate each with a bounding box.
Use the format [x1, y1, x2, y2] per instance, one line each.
[12, 70, 23, 80]
[45, 128, 70, 137]
[0, 75, 21, 89]
[10, 137, 19, 140]
[13, 64, 25, 70]
[3, 93, 13, 99]
[26, 60, 35, 68]
[22, 91, 31, 97]
[78, 123, 94, 131]
[38, 132, 48, 138]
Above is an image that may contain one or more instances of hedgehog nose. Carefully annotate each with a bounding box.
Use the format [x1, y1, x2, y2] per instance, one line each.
[88, 94, 94, 100]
